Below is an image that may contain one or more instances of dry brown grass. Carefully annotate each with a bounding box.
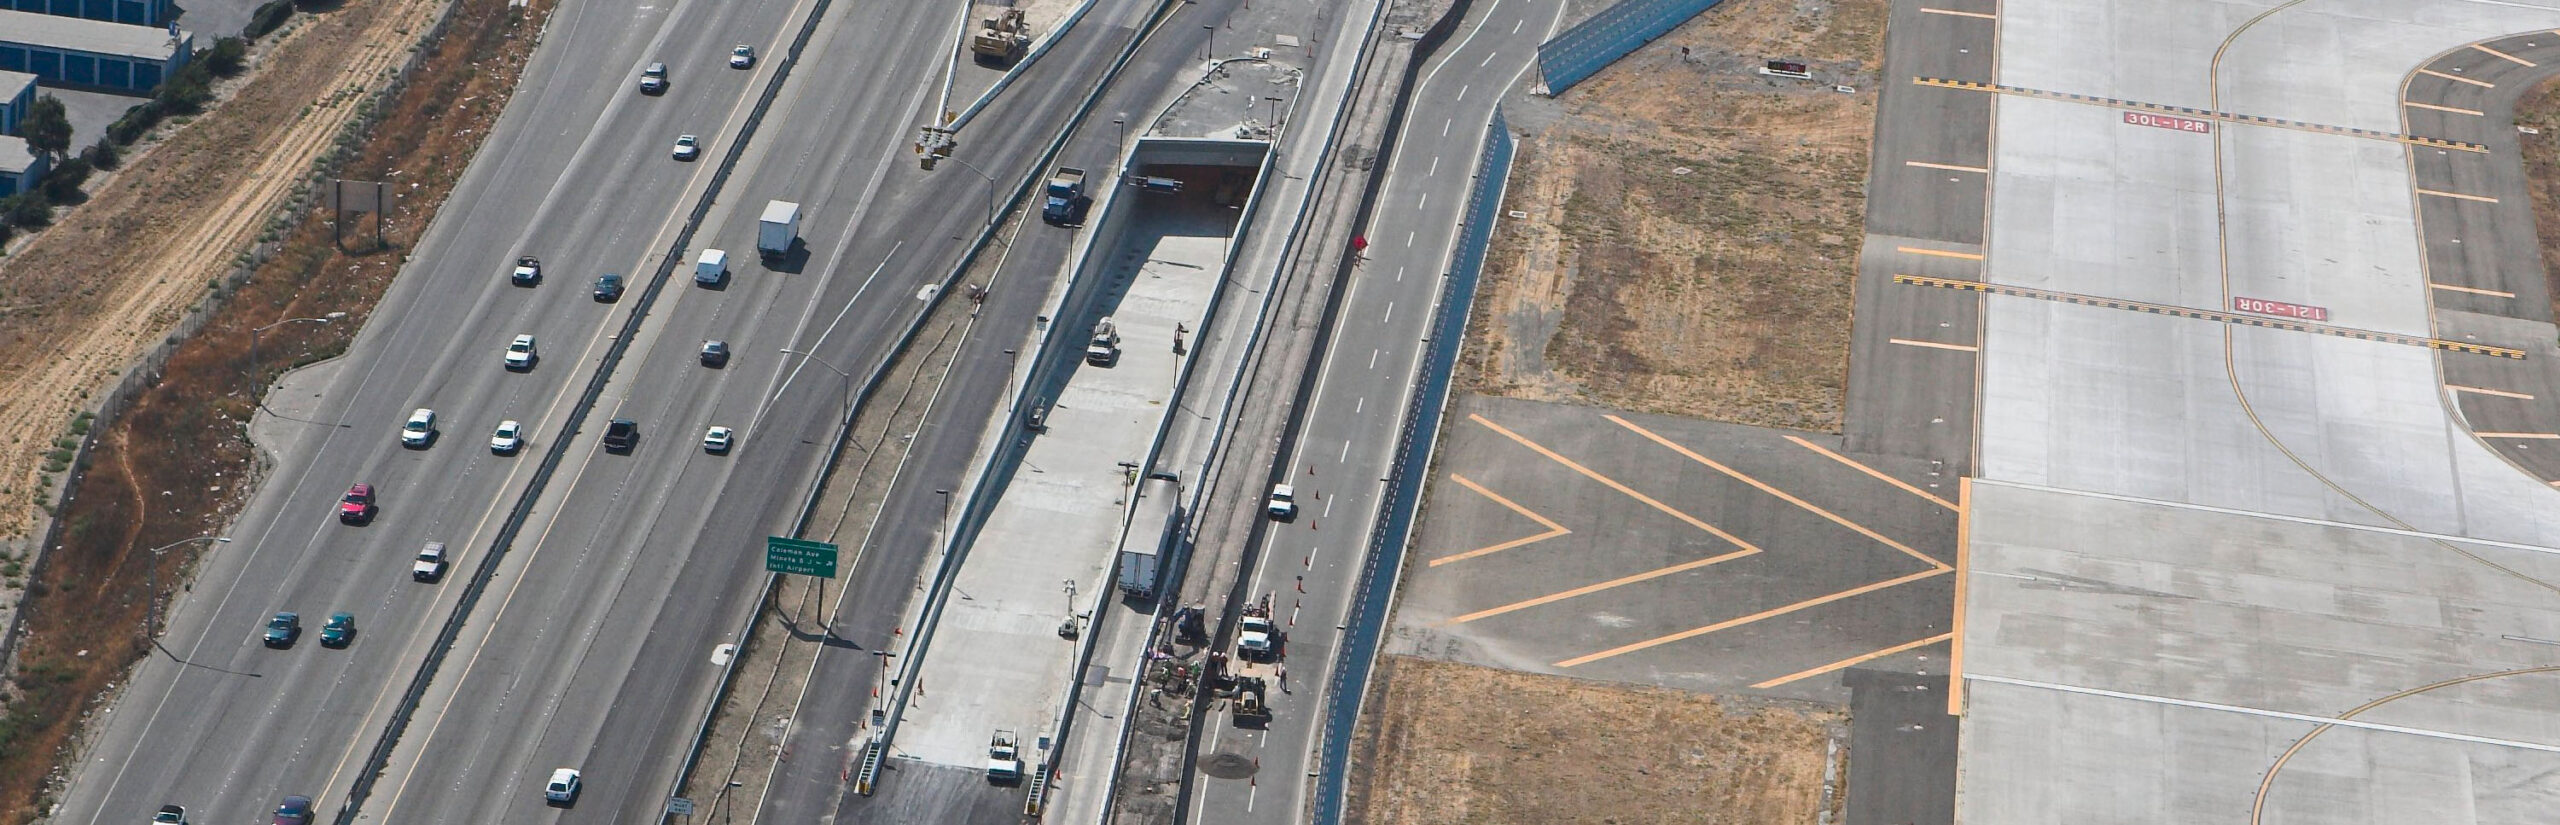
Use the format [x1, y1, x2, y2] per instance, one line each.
[0, 0, 446, 542]
[0, 0, 549, 818]
[1346, 657, 1843, 825]
[1460, 0, 1885, 432]
[2519, 76, 2560, 323]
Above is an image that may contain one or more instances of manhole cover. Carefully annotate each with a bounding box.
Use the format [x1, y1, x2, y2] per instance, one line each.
[1199, 752, 1258, 779]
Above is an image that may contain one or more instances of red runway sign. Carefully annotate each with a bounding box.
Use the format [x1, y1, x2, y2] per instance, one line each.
[2233, 296, 2328, 321]
[2124, 111, 2213, 134]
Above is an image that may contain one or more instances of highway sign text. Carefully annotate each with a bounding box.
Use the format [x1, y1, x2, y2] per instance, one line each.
[766, 536, 840, 579]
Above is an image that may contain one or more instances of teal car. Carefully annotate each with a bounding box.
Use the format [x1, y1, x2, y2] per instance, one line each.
[263, 612, 299, 648]
[318, 612, 355, 648]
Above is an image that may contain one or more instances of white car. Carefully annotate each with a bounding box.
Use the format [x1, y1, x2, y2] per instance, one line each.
[672, 134, 700, 161]
[504, 334, 537, 370]
[400, 408, 437, 448]
[490, 420, 523, 454]
[412, 541, 448, 582]
[730, 45, 755, 68]
[702, 425, 733, 454]
[544, 768, 581, 805]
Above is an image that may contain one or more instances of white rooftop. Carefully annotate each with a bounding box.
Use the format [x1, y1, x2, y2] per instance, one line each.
[0, 70, 33, 95]
[0, 135, 38, 172]
[0, 11, 187, 61]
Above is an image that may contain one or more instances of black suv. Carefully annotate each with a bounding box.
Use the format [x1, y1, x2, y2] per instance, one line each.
[602, 418, 638, 453]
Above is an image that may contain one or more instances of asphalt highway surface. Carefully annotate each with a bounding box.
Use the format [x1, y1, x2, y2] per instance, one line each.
[1185, 0, 1560, 822]
[47, 0, 1105, 822]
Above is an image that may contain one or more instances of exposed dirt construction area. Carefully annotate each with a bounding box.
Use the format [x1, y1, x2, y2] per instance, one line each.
[1459, 0, 1885, 432]
[2518, 74, 2560, 322]
[1345, 656, 1844, 825]
[0, 0, 444, 543]
[0, 0, 550, 817]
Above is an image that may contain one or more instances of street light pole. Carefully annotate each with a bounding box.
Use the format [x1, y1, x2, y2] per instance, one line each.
[778, 348, 854, 420]
[248, 312, 347, 413]
[940, 156, 1000, 228]
[143, 535, 231, 650]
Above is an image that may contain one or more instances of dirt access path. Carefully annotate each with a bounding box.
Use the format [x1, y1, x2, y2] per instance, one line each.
[1459, 0, 1885, 432]
[0, 0, 446, 542]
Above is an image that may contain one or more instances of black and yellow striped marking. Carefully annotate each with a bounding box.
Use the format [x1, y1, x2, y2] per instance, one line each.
[1894, 274, 2526, 359]
[1912, 77, 2488, 153]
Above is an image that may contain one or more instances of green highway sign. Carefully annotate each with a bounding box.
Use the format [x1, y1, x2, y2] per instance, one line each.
[766, 536, 839, 578]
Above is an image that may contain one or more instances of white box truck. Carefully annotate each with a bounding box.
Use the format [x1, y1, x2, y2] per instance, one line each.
[695, 248, 728, 286]
[1116, 477, 1180, 598]
[757, 201, 801, 263]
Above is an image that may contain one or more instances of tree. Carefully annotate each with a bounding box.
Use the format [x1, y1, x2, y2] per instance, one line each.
[1, 194, 51, 228]
[84, 137, 118, 171]
[20, 95, 70, 162]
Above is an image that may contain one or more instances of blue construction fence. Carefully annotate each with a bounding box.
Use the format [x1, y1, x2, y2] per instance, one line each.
[1311, 105, 1514, 825]
[1537, 0, 1730, 94]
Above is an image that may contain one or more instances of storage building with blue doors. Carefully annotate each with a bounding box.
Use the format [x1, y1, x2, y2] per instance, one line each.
[0, 0, 173, 27]
[0, 11, 190, 93]
[0, 71, 33, 135]
[0, 134, 49, 197]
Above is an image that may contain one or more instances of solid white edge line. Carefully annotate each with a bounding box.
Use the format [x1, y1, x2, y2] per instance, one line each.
[1968, 673, 2560, 752]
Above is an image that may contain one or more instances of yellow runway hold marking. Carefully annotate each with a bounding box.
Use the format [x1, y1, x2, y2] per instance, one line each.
[1949, 477, 1971, 715]
[2474, 432, 2560, 440]
[1912, 76, 2487, 152]
[2416, 188, 2499, 203]
[1449, 548, 1760, 624]
[1555, 568, 1950, 668]
[1895, 245, 1984, 260]
[2419, 68, 2494, 88]
[1754, 632, 1956, 689]
[1891, 337, 1980, 352]
[1611, 415, 1951, 571]
[1785, 435, 1961, 510]
[1894, 274, 2527, 359]
[2403, 100, 2483, 116]
[2450, 384, 2535, 400]
[1905, 160, 1989, 173]
[1469, 414, 1768, 555]
[1429, 474, 1571, 566]
[2474, 42, 2537, 66]
[1918, 6, 1996, 18]
[2429, 281, 2514, 297]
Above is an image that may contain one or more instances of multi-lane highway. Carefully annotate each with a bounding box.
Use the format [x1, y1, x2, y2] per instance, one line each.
[58, 0, 817, 820]
[52, 0, 1137, 821]
[1185, 0, 1560, 821]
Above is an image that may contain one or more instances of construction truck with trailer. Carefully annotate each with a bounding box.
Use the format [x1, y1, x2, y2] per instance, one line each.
[971, 8, 1030, 64]
[1218, 593, 1282, 723]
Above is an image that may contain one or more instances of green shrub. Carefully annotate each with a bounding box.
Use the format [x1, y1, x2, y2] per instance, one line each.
[1, 194, 51, 228]
[107, 101, 161, 145]
[84, 136, 119, 170]
[39, 157, 90, 202]
[247, 0, 293, 37]
[205, 37, 248, 77]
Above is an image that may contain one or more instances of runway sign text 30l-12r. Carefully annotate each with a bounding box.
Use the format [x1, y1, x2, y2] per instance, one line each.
[2233, 296, 2328, 321]
[2124, 111, 2212, 133]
